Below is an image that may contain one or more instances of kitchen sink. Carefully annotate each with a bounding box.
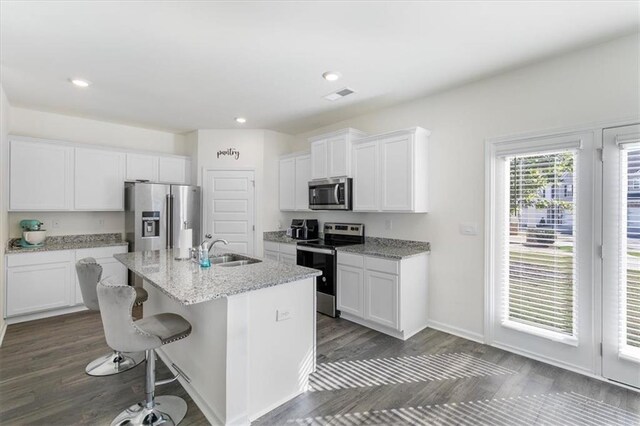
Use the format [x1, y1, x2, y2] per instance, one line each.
[209, 253, 261, 267]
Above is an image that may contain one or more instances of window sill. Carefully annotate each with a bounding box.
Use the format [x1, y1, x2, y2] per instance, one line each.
[619, 346, 640, 364]
[501, 320, 579, 347]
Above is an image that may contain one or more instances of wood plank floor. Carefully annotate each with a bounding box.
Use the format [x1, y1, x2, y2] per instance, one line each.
[1, 311, 638, 425]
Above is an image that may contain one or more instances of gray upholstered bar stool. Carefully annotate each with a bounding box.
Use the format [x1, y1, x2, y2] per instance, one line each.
[97, 276, 192, 426]
[76, 257, 148, 376]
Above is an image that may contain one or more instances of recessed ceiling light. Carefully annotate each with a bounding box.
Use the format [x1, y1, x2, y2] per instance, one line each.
[322, 71, 341, 82]
[70, 78, 91, 88]
[235, 117, 247, 124]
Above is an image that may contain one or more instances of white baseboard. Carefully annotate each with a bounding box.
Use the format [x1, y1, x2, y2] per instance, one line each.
[427, 319, 485, 344]
[6, 305, 88, 325]
[340, 313, 406, 340]
[249, 388, 306, 422]
[156, 348, 225, 425]
[0, 321, 7, 347]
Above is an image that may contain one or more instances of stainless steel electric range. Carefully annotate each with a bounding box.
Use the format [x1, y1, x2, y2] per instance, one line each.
[296, 223, 365, 317]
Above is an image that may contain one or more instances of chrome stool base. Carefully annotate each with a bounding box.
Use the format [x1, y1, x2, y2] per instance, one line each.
[85, 350, 145, 376]
[110, 395, 187, 426]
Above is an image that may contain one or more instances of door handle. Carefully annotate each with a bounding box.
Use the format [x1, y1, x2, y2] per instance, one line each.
[334, 184, 340, 204]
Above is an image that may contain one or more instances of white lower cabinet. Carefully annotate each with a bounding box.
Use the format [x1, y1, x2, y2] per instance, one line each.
[336, 264, 364, 317]
[5, 245, 128, 322]
[6, 251, 74, 317]
[337, 251, 428, 340]
[264, 250, 279, 261]
[365, 270, 398, 329]
[264, 240, 298, 264]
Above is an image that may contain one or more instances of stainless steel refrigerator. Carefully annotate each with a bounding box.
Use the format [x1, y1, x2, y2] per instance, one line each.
[125, 182, 201, 285]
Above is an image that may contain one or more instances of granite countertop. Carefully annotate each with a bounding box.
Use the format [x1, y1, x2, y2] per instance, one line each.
[264, 230, 429, 260]
[6, 233, 128, 254]
[263, 231, 303, 245]
[114, 248, 322, 305]
[336, 237, 430, 260]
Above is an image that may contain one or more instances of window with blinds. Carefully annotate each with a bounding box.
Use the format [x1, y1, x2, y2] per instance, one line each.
[621, 148, 640, 353]
[505, 151, 576, 337]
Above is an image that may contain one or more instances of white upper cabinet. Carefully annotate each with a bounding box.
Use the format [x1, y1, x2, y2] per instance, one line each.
[294, 154, 311, 211]
[352, 127, 429, 213]
[9, 138, 74, 211]
[279, 157, 296, 211]
[309, 128, 367, 180]
[126, 153, 158, 182]
[352, 140, 379, 211]
[8, 136, 191, 212]
[310, 140, 327, 180]
[380, 133, 413, 212]
[75, 148, 125, 210]
[280, 152, 311, 211]
[327, 136, 350, 178]
[158, 156, 189, 184]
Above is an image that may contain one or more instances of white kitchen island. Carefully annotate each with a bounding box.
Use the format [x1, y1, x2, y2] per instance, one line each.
[115, 249, 321, 426]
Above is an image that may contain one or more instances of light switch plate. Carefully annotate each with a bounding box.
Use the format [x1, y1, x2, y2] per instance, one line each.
[459, 223, 479, 236]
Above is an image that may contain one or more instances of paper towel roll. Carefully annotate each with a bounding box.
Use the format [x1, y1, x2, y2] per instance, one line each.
[177, 229, 193, 259]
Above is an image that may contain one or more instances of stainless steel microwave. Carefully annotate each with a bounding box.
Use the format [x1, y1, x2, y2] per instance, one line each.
[309, 177, 352, 210]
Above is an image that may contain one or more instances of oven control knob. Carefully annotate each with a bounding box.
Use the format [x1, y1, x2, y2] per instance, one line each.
[322, 277, 327, 282]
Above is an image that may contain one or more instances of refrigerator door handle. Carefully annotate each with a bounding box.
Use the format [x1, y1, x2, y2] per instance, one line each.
[166, 194, 172, 249]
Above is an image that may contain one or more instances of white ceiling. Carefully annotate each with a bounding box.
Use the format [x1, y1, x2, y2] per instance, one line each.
[1, 2, 638, 135]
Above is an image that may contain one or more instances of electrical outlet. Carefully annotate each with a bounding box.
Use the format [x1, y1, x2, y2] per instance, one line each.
[52, 219, 60, 229]
[97, 218, 105, 228]
[385, 219, 393, 231]
[276, 309, 293, 322]
[459, 223, 479, 236]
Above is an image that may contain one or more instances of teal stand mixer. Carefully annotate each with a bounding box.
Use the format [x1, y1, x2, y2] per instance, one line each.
[19, 219, 47, 248]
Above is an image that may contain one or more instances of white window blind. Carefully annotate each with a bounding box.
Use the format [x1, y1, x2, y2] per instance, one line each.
[619, 146, 640, 359]
[504, 150, 577, 337]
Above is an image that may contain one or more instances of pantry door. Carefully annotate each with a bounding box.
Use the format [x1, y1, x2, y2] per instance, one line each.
[602, 124, 640, 389]
[203, 169, 256, 255]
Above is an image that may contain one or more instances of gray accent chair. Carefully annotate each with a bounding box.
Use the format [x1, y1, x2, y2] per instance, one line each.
[76, 257, 148, 376]
[98, 276, 192, 426]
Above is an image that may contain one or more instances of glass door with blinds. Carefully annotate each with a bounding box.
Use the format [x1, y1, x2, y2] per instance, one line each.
[603, 124, 640, 389]
[488, 132, 596, 372]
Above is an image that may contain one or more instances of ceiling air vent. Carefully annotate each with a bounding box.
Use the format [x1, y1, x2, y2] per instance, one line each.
[324, 87, 356, 101]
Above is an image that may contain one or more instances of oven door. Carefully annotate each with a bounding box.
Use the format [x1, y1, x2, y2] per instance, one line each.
[296, 246, 338, 317]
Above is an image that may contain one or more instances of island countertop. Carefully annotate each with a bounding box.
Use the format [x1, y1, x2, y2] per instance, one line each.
[114, 249, 322, 305]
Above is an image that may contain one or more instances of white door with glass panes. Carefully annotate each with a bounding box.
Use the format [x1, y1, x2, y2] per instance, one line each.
[488, 132, 596, 373]
[603, 124, 640, 389]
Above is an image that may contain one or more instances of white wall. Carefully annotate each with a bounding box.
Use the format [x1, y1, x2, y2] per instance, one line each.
[280, 34, 640, 339]
[263, 130, 294, 232]
[0, 86, 10, 343]
[10, 107, 186, 154]
[7, 107, 187, 238]
[194, 129, 292, 256]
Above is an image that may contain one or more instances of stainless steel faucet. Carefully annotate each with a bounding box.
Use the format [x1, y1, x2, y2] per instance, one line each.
[208, 239, 229, 254]
[202, 234, 229, 254]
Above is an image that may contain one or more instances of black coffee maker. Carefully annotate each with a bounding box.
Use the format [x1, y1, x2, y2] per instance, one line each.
[290, 219, 319, 240]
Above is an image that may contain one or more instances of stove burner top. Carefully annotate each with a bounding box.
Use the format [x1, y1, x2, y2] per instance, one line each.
[297, 239, 359, 249]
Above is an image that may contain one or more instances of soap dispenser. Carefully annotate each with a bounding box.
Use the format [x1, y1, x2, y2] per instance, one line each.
[199, 242, 211, 268]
